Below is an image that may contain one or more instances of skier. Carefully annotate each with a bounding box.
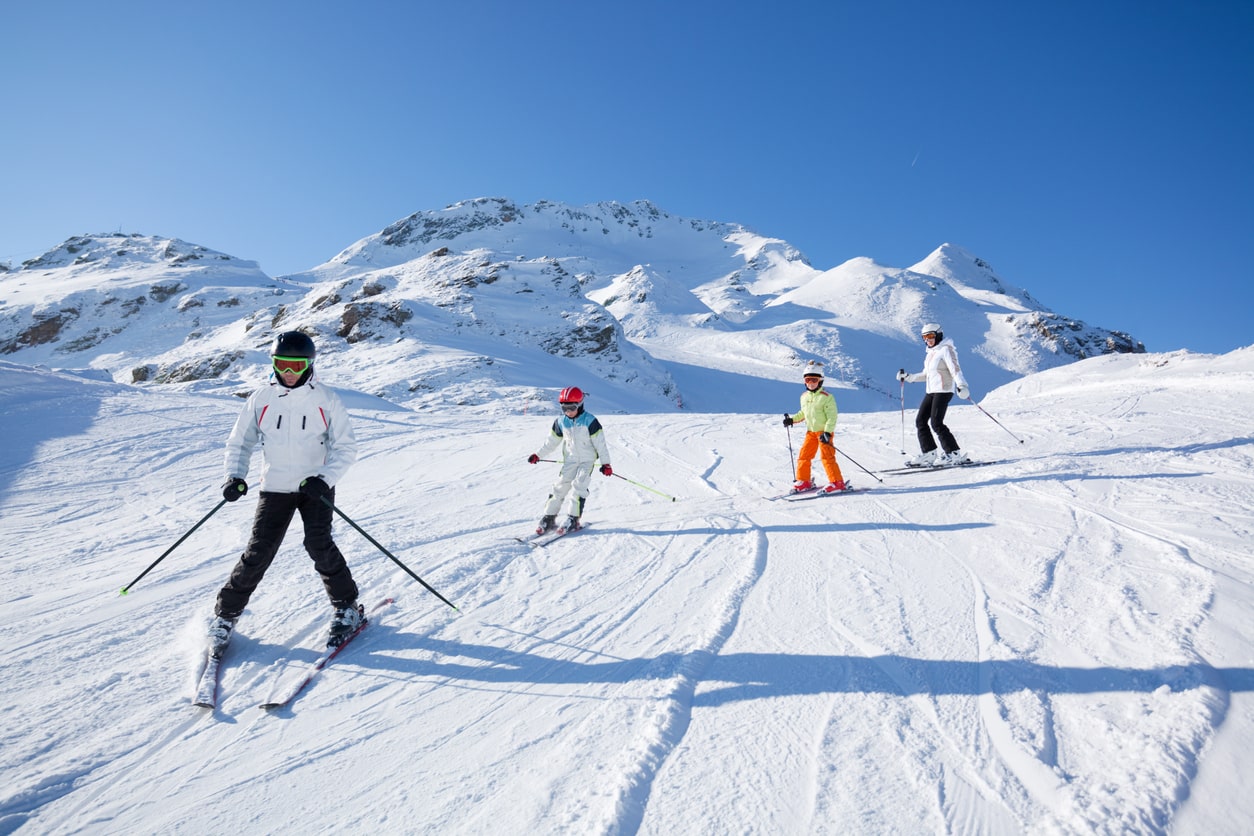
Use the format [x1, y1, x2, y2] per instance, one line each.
[526, 386, 612, 534]
[207, 330, 363, 655]
[782, 361, 847, 493]
[897, 322, 971, 466]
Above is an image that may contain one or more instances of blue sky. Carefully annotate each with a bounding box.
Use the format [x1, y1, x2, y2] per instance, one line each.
[3, 0, 1251, 354]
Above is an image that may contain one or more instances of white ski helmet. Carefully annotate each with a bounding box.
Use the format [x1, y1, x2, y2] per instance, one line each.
[921, 323, 943, 342]
[802, 360, 825, 380]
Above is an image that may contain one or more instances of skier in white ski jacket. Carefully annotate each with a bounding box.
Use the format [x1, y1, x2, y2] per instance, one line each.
[527, 386, 612, 534]
[208, 330, 363, 655]
[897, 322, 971, 467]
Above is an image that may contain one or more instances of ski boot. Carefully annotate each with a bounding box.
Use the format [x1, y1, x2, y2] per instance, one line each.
[327, 602, 364, 648]
[207, 615, 236, 659]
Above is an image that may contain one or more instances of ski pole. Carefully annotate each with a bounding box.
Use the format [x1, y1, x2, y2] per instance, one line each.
[320, 496, 459, 611]
[963, 395, 1024, 444]
[899, 376, 907, 454]
[611, 472, 677, 502]
[119, 498, 229, 595]
[833, 445, 884, 483]
[785, 418, 796, 480]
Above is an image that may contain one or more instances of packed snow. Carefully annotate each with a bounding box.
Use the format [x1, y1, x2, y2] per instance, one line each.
[1, 344, 1252, 835]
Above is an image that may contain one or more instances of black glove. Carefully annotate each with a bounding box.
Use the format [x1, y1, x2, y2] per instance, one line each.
[896, 369, 907, 382]
[528, 453, 540, 464]
[819, 432, 832, 445]
[222, 477, 247, 502]
[299, 476, 331, 501]
[782, 414, 794, 427]
[600, 464, 613, 477]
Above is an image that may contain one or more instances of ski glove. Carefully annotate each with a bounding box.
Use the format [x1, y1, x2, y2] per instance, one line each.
[299, 476, 331, 501]
[956, 384, 969, 399]
[600, 464, 613, 477]
[782, 414, 794, 427]
[896, 369, 907, 382]
[819, 432, 832, 445]
[527, 453, 540, 464]
[222, 477, 248, 502]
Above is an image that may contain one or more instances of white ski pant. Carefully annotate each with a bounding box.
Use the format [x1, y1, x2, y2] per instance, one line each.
[544, 459, 595, 518]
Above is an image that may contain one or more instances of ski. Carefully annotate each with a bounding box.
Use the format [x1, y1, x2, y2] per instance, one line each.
[767, 486, 820, 501]
[193, 652, 224, 708]
[781, 486, 869, 501]
[259, 597, 394, 711]
[522, 522, 587, 548]
[879, 459, 1003, 476]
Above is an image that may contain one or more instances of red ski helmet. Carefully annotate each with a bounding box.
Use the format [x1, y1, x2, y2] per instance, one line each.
[559, 386, 584, 406]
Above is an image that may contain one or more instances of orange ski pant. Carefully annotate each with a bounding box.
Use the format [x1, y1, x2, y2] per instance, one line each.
[796, 431, 843, 484]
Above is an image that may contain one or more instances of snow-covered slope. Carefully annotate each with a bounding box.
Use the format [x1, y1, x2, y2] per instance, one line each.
[1, 345, 1251, 834]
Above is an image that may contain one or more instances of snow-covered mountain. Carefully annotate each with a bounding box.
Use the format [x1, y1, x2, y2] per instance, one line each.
[0, 233, 294, 387]
[0, 199, 1143, 412]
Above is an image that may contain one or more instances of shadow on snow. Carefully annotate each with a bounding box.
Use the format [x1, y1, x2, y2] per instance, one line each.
[349, 629, 1254, 706]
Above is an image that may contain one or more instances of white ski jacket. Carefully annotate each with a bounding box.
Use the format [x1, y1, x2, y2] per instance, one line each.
[906, 338, 968, 395]
[223, 376, 358, 493]
[536, 410, 611, 467]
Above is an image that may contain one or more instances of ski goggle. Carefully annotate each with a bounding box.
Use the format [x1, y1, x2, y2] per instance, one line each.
[273, 356, 311, 375]
[559, 402, 581, 411]
[922, 333, 938, 341]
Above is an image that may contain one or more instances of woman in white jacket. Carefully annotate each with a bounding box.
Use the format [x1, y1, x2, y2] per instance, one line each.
[896, 323, 971, 467]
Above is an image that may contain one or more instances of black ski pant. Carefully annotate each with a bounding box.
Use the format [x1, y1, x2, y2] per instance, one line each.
[915, 391, 959, 454]
[215, 489, 358, 619]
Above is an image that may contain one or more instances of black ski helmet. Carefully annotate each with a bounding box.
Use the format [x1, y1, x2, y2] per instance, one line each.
[272, 330, 316, 359]
[270, 330, 316, 387]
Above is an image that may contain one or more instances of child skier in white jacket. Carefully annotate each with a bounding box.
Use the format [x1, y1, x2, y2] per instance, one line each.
[527, 386, 612, 534]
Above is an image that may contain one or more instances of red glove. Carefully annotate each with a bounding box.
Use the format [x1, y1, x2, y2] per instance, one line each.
[527, 454, 539, 464]
[600, 464, 613, 477]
